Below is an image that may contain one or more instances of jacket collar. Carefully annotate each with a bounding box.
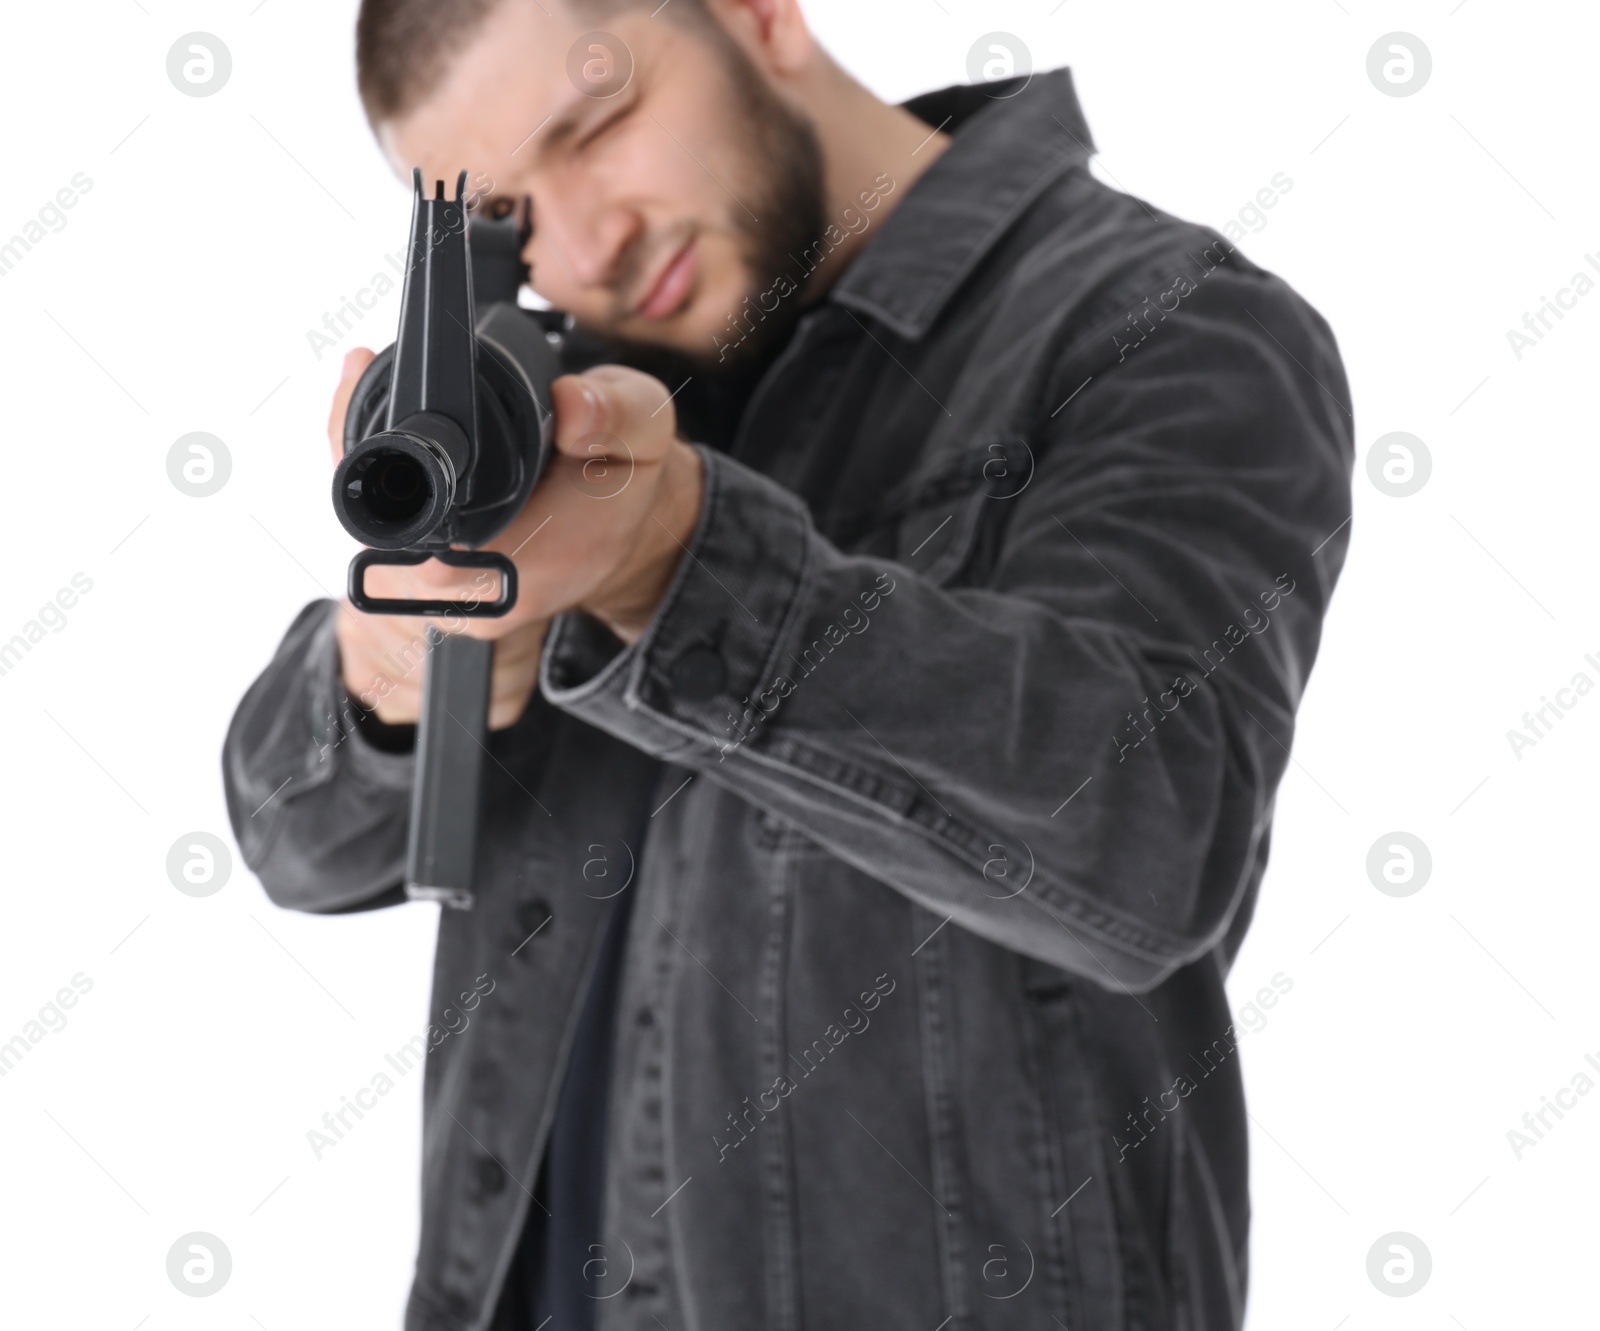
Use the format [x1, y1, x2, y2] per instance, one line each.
[829, 67, 1097, 342]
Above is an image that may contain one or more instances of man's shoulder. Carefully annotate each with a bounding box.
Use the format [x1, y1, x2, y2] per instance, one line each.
[1018, 163, 1267, 309]
[975, 160, 1338, 379]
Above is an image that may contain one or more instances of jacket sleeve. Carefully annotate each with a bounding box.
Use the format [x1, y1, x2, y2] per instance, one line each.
[540, 268, 1354, 993]
[222, 598, 416, 913]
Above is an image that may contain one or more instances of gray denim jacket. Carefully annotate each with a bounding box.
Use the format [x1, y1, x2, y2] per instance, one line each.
[224, 69, 1353, 1331]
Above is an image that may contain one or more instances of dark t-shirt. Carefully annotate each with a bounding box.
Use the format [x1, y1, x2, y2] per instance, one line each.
[490, 872, 637, 1329]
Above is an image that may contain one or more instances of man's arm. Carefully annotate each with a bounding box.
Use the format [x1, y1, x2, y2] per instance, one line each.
[220, 340, 559, 915]
[222, 598, 416, 913]
[541, 267, 1355, 993]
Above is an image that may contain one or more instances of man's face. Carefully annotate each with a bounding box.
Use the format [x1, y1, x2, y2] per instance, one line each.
[381, 1, 826, 369]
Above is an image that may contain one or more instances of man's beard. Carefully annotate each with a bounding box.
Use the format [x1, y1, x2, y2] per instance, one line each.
[591, 29, 829, 381]
[712, 31, 830, 371]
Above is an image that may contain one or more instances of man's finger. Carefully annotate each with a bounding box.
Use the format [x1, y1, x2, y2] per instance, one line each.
[550, 365, 676, 464]
[329, 346, 378, 465]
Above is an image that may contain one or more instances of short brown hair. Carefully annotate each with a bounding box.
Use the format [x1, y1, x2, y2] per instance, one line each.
[356, 0, 708, 127]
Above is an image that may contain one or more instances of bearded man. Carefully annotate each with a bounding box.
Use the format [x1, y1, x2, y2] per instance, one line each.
[223, 2, 1354, 1327]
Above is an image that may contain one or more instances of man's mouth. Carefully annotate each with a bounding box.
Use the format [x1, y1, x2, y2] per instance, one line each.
[632, 234, 698, 322]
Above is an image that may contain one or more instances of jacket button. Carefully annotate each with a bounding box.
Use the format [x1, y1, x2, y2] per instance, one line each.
[514, 898, 553, 954]
[636, 1007, 655, 1028]
[474, 1155, 508, 1196]
[669, 645, 726, 700]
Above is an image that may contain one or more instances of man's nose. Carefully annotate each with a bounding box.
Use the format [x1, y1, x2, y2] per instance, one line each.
[531, 198, 645, 290]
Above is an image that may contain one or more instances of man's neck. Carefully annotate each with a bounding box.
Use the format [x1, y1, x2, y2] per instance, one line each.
[795, 64, 953, 296]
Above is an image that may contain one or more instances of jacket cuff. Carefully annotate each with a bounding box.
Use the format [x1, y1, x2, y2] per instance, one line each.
[541, 444, 813, 759]
[308, 609, 417, 793]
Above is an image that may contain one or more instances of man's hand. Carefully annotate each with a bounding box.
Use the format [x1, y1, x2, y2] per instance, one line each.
[327, 346, 704, 728]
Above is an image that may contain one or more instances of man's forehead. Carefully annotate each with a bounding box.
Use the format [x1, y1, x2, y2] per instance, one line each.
[380, 6, 663, 189]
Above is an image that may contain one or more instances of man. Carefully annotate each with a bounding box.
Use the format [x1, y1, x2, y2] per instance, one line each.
[223, 0, 1354, 1327]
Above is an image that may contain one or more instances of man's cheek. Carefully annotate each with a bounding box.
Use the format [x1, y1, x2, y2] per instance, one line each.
[684, 235, 766, 340]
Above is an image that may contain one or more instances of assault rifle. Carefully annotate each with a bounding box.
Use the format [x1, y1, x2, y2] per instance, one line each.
[331, 169, 561, 908]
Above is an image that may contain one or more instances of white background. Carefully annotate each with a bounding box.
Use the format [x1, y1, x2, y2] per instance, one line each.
[0, 1, 1594, 1327]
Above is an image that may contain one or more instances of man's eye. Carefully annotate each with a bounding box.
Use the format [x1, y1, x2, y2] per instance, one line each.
[577, 108, 631, 150]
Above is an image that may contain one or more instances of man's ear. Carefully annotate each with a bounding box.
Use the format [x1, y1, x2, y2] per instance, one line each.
[704, 0, 814, 78]
[375, 120, 412, 185]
